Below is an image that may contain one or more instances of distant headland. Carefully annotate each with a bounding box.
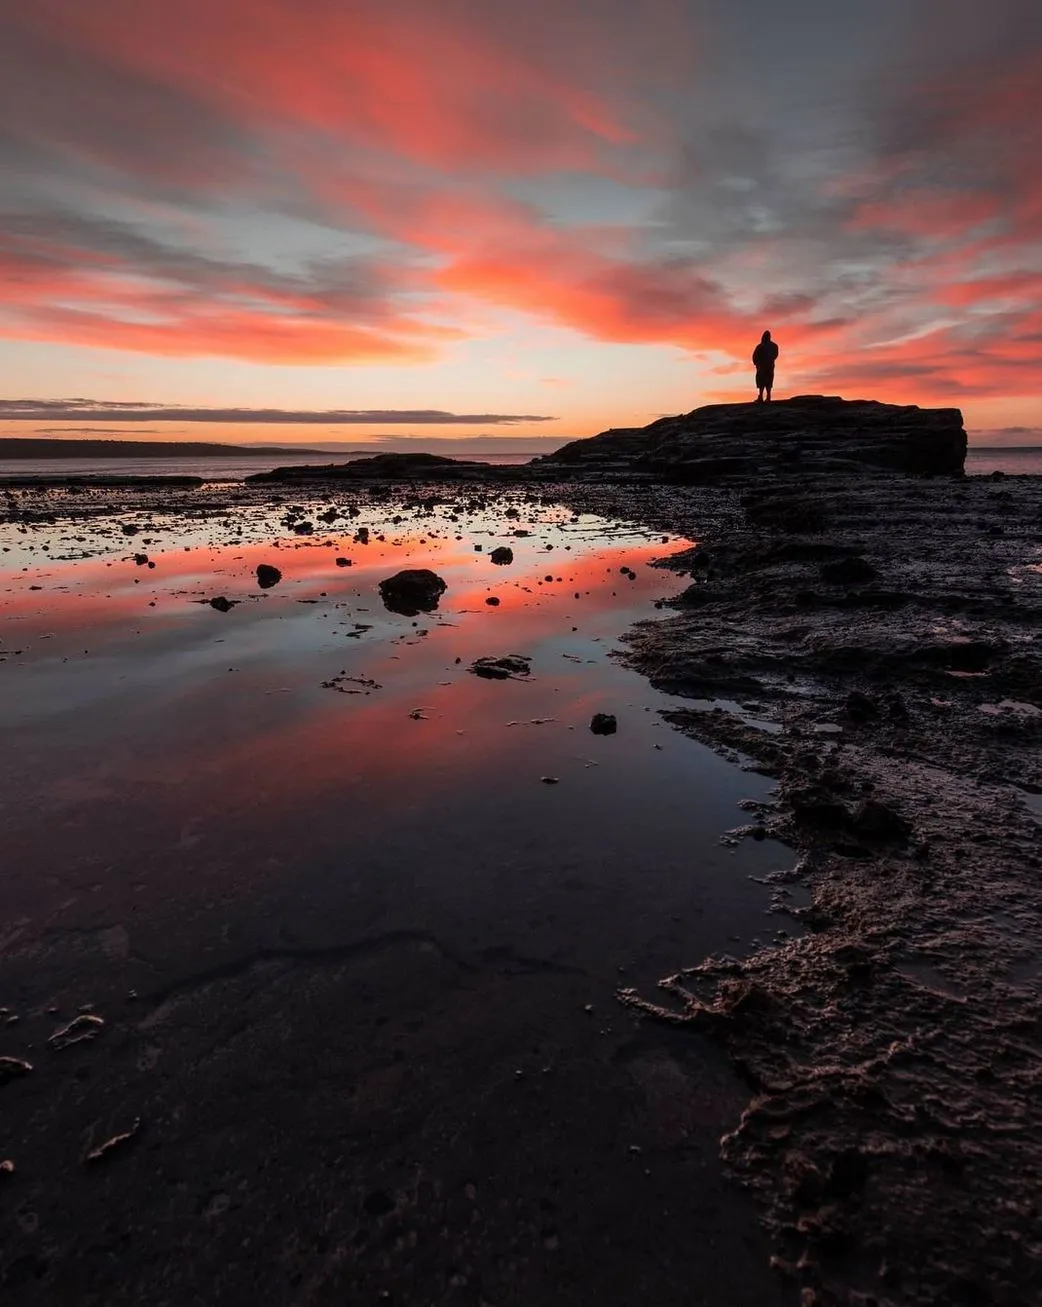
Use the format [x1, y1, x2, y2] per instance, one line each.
[0, 438, 329, 460]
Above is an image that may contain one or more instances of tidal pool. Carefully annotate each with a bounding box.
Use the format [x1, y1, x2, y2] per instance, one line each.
[0, 488, 793, 1306]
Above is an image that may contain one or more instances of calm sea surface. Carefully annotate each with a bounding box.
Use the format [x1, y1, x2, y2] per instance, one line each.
[966, 446, 1042, 476]
[0, 449, 537, 482]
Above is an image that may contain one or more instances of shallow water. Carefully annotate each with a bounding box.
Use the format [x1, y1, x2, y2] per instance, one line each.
[0, 489, 800, 1304]
[1, 492, 791, 988]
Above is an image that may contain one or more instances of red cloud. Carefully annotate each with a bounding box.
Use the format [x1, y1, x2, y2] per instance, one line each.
[17, 0, 688, 177]
[1, 0, 1040, 410]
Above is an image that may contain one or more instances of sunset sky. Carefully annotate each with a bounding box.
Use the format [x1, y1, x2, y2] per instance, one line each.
[2, 0, 1041, 445]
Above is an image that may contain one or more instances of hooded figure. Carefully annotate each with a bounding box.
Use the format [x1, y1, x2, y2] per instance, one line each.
[752, 330, 779, 402]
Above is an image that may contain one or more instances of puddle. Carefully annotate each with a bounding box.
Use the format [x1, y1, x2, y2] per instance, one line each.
[1, 492, 793, 991]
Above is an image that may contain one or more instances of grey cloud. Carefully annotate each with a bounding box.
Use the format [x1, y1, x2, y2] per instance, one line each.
[3, 400, 555, 426]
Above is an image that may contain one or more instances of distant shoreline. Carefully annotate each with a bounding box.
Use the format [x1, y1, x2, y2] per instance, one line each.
[0, 438, 334, 459]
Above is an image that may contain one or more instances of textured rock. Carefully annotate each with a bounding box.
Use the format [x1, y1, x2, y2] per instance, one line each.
[377, 568, 447, 616]
[256, 564, 282, 589]
[541, 396, 966, 480]
[469, 655, 532, 680]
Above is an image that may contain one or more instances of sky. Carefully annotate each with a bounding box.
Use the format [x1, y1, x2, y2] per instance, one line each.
[1, 0, 1041, 446]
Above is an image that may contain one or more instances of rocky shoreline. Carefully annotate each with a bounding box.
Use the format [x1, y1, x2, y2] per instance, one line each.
[550, 442, 1042, 1304]
[3, 397, 1040, 1304]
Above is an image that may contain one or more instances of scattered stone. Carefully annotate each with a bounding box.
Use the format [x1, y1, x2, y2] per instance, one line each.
[490, 547, 514, 565]
[0, 1056, 32, 1085]
[48, 1013, 105, 1050]
[335, 557, 352, 567]
[0, 1159, 14, 1179]
[84, 1117, 142, 1165]
[132, 553, 149, 566]
[469, 655, 532, 680]
[590, 713, 618, 735]
[208, 596, 237, 613]
[486, 596, 501, 606]
[256, 564, 282, 589]
[377, 569, 447, 616]
[355, 527, 370, 544]
[540, 776, 560, 785]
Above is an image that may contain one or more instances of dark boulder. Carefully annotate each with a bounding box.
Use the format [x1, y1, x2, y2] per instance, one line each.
[590, 713, 618, 735]
[378, 569, 447, 616]
[490, 547, 514, 565]
[209, 596, 237, 612]
[256, 564, 282, 589]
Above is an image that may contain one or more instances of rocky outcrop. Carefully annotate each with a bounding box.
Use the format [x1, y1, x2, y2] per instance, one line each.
[247, 452, 489, 482]
[541, 396, 967, 480]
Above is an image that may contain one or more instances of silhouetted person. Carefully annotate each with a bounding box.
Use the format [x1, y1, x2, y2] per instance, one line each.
[752, 330, 779, 403]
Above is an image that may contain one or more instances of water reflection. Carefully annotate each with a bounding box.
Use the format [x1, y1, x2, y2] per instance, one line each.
[1, 492, 793, 985]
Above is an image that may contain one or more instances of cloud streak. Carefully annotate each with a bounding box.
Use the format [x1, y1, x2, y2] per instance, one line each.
[2, 400, 555, 425]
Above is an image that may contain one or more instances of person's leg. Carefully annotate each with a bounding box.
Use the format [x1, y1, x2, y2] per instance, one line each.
[766, 383, 772, 403]
[756, 387, 764, 402]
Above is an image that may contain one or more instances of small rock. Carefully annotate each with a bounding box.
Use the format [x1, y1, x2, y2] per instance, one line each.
[0, 1159, 14, 1179]
[540, 776, 560, 785]
[48, 1013, 105, 1050]
[490, 547, 514, 565]
[589, 713, 617, 735]
[209, 596, 236, 613]
[133, 553, 149, 566]
[469, 655, 531, 680]
[84, 1117, 142, 1165]
[0, 1056, 33, 1085]
[335, 557, 352, 567]
[485, 596, 501, 606]
[256, 564, 282, 589]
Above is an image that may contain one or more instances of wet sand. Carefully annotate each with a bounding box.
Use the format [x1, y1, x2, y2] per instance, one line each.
[1, 486, 794, 1304]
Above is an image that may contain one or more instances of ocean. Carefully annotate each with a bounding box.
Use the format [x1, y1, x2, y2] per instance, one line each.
[965, 447, 1042, 476]
[0, 449, 540, 482]
[0, 445, 1038, 483]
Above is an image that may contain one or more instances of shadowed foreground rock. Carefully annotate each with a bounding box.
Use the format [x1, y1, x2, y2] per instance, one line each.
[541, 396, 967, 481]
